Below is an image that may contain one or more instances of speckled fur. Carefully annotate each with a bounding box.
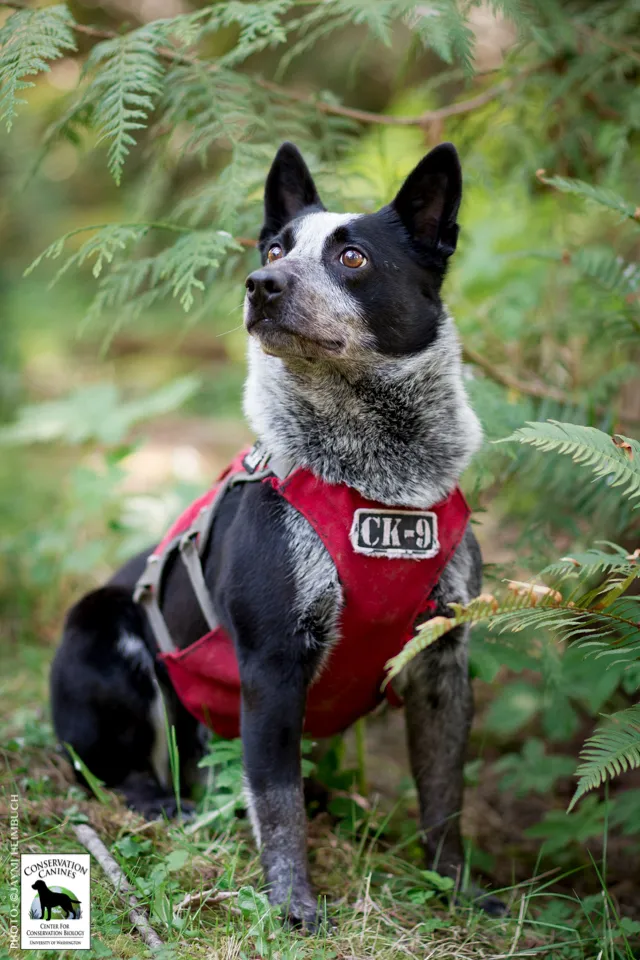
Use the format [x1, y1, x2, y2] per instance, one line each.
[52, 142, 501, 927]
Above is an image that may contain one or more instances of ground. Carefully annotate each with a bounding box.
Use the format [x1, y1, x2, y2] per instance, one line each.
[1, 417, 638, 960]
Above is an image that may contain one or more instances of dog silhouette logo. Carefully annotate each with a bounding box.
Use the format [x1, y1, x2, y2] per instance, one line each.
[30, 880, 82, 921]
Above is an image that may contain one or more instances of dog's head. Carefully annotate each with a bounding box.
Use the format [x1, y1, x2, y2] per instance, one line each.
[32, 881, 46, 891]
[244, 141, 462, 362]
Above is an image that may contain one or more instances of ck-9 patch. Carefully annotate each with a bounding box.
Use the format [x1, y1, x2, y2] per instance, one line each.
[350, 508, 439, 559]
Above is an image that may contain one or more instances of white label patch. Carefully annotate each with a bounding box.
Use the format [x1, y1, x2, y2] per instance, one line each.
[21, 854, 91, 950]
[350, 508, 439, 559]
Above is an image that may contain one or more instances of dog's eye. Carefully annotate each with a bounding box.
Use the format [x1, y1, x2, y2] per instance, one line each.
[267, 244, 284, 263]
[340, 248, 367, 269]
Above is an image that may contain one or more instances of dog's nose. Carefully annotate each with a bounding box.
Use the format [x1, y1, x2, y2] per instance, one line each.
[245, 268, 287, 309]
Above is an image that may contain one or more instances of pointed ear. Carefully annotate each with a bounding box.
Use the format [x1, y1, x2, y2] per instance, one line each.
[261, 142, 325, 242]
[391, 143, 462, 256]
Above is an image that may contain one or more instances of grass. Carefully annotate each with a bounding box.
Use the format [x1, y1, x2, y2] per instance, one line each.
[1, 638, 639, 960]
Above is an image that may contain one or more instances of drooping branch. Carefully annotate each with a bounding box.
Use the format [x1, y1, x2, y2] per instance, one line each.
[0, 0, 512, 129]
[254, 77, 511, 129]
[462, 345, 640, 427]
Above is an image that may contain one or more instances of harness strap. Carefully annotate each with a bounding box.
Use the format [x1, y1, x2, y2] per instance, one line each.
[179, 535, 219, 630]
[134, 454, 283, 655]
[134, 558, 177, 655]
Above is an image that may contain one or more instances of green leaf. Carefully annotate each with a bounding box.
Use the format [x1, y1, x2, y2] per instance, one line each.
[64, 743, 111, 805]
[164, 848, 190, 872]
[237, 886, 271, 915]
[421, 869, 455, 892]
[0, 376, 199, 446]
[500, 421, 640, 502]
[0, 5, 76, 131]
[484, 681, 543, 736]
[113, 836, 153, 859]
[495, 738, 575, 797]
[570, 705, 640, 808]
[526, 795, 605, 855]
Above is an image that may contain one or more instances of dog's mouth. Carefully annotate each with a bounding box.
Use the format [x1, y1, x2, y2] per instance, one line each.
[246, 316, 345, 358]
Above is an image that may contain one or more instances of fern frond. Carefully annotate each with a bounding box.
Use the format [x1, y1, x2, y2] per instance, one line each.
[542, 544, 639, 583]
[27, 223, 244, 320]
[385, 588, 556, 681]
[424, 1, 476, 74]
[538, 174, 640, 223]
[570, 705, 640, 808]
[26, 224, 153, 284]
[501, 421, 640, 501]
[0, 4, 76, 131]
[83, 26, 165, 184]
[214, 1, 294, 67]
[571, 248, 640, 305]
[151, 230, 244, 311]
[387, 579, 640, 682]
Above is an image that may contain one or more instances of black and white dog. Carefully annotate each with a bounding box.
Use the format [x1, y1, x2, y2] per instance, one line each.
[51, 141, 497, 927]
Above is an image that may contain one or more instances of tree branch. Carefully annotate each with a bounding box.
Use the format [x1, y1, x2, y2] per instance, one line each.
[0, 0, 511, 128]
[462, 344, 640, 427]
[254, 77, 510, 128]
[577, 24, 640, 67]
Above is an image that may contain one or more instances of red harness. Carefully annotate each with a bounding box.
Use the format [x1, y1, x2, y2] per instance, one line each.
[138, 448, 470, 739]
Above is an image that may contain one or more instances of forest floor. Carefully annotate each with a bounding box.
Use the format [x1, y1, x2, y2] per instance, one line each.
[1, 416, 638, 960]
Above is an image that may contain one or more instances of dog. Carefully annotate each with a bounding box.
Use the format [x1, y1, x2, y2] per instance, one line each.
[51, 140, 501, 928]
[32, 880, 81, 920]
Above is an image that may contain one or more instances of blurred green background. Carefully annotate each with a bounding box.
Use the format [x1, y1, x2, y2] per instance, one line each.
[1, 2, 640, 954]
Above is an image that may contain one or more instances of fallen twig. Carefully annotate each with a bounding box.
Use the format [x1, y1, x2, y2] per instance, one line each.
[174, 887, 239, 914]
[71, 822, 164, 949]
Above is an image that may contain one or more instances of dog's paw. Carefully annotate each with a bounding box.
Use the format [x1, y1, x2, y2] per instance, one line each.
[118, 774, 195, 821]
[473, 891, 507, 917]
[270, 889, 331, 935]
[132, 796, 196, 822]
[455, 884, 507, 918]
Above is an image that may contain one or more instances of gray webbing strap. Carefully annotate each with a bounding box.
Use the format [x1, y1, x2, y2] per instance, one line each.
[179, 534, 219, 630]
[134, 556, 178, 655]
[133, 452, 291, 656]
[139, 589, 177, 655]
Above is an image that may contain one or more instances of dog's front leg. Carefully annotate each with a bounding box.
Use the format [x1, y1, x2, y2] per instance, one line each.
[239, 645, 320, 930]
[401, 627, 472, 879]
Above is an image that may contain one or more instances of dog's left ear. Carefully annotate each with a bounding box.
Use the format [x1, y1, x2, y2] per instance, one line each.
[391, 142, 462, 256]
[260, 142, 325, 244]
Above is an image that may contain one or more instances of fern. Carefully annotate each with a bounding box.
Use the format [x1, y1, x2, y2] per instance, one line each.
[571, 248, 640, 306]
[501, 421, 640, 502]
[538, 174, 640, 223]
[542, 544, 639, 585]
[570, 705, 640, 808]
[26, 224, 154, 284]
[83, 27, 165, 184]
[387, 579, 640, 678]
[27, 222, 244, 318]
[385, 587, 563, 682]
[0, 5, 76, 131]
[151, 229, 243, 311]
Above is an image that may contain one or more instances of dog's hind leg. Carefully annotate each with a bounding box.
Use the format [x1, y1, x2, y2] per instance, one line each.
[401, 629, 506, 906]
[51, 585, 199, 819]
[401, 626, 472, 878]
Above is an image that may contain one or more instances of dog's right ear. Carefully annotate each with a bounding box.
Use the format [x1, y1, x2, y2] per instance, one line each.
[260, 142, 325, 245]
